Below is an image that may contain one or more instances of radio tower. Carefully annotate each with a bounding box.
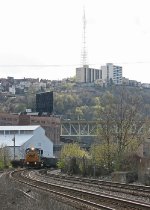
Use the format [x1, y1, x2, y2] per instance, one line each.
[81, 7, 88, 67]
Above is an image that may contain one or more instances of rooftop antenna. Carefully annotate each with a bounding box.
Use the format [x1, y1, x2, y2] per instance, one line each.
[81, 7, 88, 67]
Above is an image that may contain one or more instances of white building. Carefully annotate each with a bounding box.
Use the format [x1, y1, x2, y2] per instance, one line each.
[76, 65, 102, 83]
[0, 125, 53, 160]
[101, 63, 122, 85]
[20, 80, 31, 88]
[9, 85, 16, 95]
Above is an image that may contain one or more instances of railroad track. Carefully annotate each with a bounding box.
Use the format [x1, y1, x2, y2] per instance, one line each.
[43, 171, 150, 199]
[10, 169, 150, 210]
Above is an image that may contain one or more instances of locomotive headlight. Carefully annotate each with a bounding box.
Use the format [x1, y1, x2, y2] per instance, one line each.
[35, 162, 37, 165]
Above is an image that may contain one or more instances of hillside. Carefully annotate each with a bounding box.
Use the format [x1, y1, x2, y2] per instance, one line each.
[1, 83, 150, 120]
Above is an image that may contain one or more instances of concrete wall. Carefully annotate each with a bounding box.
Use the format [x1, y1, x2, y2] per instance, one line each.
[138, 157, 150, 183]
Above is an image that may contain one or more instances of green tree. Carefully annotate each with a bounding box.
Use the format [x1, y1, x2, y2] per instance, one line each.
[58, 143, 89, 174]
[75, 107, 83, 119]
[90, 143, 117, 173]
[60, 143, 87, 160]
[15, 104, 26, 113]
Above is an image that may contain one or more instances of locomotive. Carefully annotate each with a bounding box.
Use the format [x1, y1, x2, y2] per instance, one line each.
[11, 147, 58, 168]
[24, 147, 44, 168]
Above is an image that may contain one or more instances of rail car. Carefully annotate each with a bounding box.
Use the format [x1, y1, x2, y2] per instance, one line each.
[11, 147, 58, 168]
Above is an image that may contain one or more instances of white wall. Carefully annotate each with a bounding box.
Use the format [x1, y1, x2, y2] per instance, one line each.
[76, 67, 85, 83]
[21, 134, 53, 158]
[101, 65, 107, 81]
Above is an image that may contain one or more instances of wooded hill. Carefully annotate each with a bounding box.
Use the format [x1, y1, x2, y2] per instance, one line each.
[1, 83, 150, 120]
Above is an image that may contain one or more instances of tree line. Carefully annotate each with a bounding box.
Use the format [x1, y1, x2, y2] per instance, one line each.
[58, 86, 150, 176]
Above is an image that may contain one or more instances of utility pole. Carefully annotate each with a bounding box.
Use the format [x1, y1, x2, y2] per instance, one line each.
[12, 134, 15, 160]
[3, 147, 6, 168]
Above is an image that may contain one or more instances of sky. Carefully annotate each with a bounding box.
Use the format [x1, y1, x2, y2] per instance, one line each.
[0, 0, 150, 83]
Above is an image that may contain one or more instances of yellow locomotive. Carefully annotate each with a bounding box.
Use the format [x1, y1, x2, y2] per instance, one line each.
[24, 147, 58, 168]
[24, 148, 43, 167]
[24, 147, 44, 168]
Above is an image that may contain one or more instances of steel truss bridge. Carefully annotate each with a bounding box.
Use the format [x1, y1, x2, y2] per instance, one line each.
[60, 120, 99, 137]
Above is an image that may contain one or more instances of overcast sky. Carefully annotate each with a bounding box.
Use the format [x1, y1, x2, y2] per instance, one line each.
[0, 0, 150, 83]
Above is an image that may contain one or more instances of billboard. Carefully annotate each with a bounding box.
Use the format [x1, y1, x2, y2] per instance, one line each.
[36, 91, 53, 114]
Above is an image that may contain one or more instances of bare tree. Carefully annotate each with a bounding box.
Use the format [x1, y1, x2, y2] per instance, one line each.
[0, 144, 11, 168]
[95, 86, 150, 171]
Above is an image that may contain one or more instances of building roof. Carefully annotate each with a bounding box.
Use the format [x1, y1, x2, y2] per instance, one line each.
[0, 125, 40, 131]
[0, 125, 43, 147]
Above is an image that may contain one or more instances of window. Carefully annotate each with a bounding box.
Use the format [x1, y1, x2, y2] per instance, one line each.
[5, 130, 9, 135]
[10, 130, 18, 135]
[25, 130, 33, 134]
[20, 130, 25, 134]
[0, 130, 4, 135]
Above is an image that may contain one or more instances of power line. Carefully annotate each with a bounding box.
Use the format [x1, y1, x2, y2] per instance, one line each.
[0, 64, 80, 67]
[0, 61, 150, 68]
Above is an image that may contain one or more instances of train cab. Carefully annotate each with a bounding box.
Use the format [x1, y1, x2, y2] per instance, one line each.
[24, 147, 44, 168]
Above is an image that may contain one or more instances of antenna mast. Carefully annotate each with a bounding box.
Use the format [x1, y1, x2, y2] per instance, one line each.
[81, 7, 88, 66]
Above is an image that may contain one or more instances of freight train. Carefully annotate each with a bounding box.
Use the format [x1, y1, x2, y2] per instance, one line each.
[11, 147, 58, 168]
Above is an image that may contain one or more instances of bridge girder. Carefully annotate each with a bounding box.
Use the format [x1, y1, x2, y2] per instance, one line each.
[60, 120, 98, 137]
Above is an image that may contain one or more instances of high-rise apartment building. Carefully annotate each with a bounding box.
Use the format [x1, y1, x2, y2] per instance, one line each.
[101, 63, 122, 85]
[76, 65, 102, 83]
